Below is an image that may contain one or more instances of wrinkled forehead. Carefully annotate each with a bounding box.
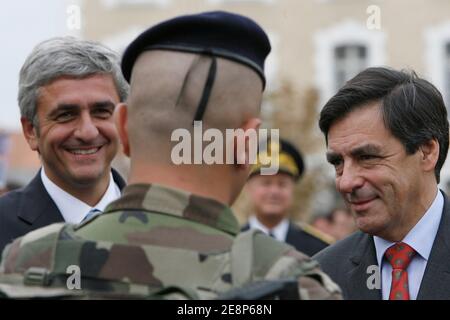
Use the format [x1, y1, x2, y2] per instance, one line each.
[326, 103, 391, 154]
[38, 74, 119, 106]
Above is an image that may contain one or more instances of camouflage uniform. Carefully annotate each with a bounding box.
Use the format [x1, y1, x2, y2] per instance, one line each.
[0, 184, 341, 299]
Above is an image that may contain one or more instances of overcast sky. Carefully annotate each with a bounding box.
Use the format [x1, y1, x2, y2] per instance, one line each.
[0, 0, 76, 132]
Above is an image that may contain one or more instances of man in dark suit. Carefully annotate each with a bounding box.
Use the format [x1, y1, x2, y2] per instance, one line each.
[313, 67, 450, 300]
[0, 37, 129, 252]
[243, 138, 331, 257]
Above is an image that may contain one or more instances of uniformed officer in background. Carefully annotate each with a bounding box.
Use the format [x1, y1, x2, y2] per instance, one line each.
[243, 138, 332, 256]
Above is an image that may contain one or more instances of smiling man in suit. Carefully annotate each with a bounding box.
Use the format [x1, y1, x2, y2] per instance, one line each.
[0, 37, 128, 252]
[313, 67, 450, 300]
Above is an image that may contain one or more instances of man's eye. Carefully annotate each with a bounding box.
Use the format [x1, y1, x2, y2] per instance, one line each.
[56, 112, 75, 122]
[360, 154, 377, 161]
[329, 159, 342, 167]
[328, 159, 343, 174]
[92, 108, 112, 118]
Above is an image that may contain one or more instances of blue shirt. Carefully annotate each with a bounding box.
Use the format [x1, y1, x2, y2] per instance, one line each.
[373, 189, 443, 300]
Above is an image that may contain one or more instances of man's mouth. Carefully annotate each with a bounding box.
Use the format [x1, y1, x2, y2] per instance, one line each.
[65, 146, 103, 156]
[348, 197, 377, 211]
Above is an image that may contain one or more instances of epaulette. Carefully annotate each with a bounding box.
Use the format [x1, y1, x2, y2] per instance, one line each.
[297, 222, 335, 245]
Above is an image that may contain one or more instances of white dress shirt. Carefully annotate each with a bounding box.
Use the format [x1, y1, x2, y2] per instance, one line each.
[248, 215, 290, 242]
[373, 189, 443, 300]
[41, 168, 121, 224]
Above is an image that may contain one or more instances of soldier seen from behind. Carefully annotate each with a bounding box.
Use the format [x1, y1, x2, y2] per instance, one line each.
[0, 11, 341, 300]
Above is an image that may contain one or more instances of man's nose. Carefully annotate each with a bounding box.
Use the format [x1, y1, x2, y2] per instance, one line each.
[74, 112, 99, 141]
[336, 161, 364, 194]
[268, 184, 282, 194]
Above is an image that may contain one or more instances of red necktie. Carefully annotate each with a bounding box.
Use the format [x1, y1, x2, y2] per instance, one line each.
[384, 242, 416, 300]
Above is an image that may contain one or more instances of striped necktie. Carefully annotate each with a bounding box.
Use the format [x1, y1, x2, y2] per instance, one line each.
[82, 208, 102, 222]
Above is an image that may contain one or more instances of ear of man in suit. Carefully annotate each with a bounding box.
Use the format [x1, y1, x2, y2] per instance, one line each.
[314, 67, 450, 300]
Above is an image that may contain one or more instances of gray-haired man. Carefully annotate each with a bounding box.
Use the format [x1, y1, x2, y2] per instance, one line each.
[0, 37, 128, 252]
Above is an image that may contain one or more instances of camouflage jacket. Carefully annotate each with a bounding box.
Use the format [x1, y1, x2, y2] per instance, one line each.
[0, 184, 341, 299]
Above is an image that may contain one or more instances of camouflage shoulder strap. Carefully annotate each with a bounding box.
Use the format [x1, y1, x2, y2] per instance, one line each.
[229, 229, 342, 300]
[0, 222, 66, 276]
[0, 223, 203, 300]
[230, 229, 291, 287]
[0, 223, 77, 299]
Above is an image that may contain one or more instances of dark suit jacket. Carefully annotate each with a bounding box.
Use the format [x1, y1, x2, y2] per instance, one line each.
[242, 221, 329, 257]
[313, 191, 450, 300]
[0, 168, 126, 252]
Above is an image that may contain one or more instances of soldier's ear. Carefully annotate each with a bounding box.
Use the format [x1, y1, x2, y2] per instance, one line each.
[21, 117, 39, 152]
[115, 103, 130, 157]
[234, 117, 261, 170]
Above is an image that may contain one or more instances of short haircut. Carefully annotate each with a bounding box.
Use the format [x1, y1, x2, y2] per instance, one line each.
[18, 36, 129, 126]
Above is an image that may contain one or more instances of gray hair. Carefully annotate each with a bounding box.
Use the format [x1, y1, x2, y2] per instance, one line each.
[18, 36, 129, 126]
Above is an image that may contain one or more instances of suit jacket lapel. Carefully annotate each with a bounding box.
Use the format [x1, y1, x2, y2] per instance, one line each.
[345, 233, 381, 299]
[17, 170, 63, 225]
[16, 168, 126, 227]
[417, 192, 450, 299]
[111, 168, 126, 191]
[285, 222, 296, 243]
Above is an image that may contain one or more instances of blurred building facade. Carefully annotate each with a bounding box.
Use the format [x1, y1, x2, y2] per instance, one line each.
[3, 132, 40, 187]
[79, 0, 450, 222]
[4, 0, 450, 222]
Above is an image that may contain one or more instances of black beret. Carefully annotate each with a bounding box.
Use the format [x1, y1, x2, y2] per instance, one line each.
[121, 11, 271, 88]
[250, 138, 305, 182]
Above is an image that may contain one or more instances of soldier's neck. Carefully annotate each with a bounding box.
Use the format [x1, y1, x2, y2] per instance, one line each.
[128, 164, 233, 206]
